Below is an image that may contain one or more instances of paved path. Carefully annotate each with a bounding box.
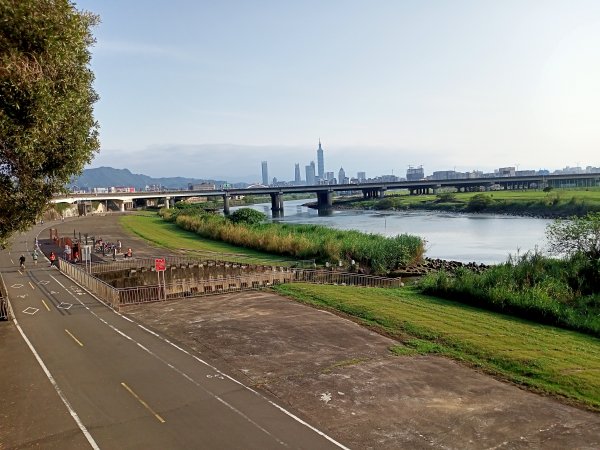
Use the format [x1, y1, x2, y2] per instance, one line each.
[0, 223, 347, 449]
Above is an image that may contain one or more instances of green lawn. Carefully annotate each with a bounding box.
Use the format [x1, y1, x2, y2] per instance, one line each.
[274, 283, 600, 410]
[120, 213, 300, 264]
[340, 188, 600, 216]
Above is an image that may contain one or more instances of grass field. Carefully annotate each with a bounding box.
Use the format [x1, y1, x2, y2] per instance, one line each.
[274, 283, 600, 410]
[340, 188, 600, 217]
[120, 213, 296, 264]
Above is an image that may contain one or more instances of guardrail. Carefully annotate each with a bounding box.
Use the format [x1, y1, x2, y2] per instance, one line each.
[58, 258, 120, 309]
[0, 273, 10, 320]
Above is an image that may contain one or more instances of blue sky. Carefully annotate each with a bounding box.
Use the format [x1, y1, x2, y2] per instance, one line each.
[75, 0, 600, 183]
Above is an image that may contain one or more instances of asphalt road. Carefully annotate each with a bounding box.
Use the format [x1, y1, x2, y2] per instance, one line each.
[0, 223, 348, 449]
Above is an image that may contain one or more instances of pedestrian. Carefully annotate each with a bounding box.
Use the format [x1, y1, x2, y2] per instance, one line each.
[49, 251, 56, 267]
[113, 246, 117, 261]
[117, 240, 122, 253]
[19, 254, 26, 270]
[126, 248, 132, 258]
[73, 250, 79, 263]
[32, 249, 38, 265]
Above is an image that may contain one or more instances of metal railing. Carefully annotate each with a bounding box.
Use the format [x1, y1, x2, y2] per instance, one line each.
[59, 258, 401, 309]
[0, 273, 10, 320]
[293, 270, 403, 288]
[90, 254, 314, 275]
[118, 272, 294, 306]
[115, 269, 401, 306]
[58, 258, 120, 309]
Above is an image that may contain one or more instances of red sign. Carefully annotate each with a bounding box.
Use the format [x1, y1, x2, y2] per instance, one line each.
[155, 258, 166, 272]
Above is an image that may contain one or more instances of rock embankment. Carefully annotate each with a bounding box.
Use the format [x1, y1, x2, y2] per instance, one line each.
[390, 258, 488, 278]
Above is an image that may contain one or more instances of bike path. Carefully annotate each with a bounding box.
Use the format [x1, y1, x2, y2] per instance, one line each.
[1, 225, 347, 449]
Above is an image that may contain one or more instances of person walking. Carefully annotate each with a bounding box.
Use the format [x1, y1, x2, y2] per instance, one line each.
[49, 251, 56, 267]
[31, 249, 38, 265]
[19, 254, 26, 270]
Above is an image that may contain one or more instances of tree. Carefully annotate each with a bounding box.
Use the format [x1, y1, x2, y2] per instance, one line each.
[546, 212, 600, 261]
[0, 0, 99, 247]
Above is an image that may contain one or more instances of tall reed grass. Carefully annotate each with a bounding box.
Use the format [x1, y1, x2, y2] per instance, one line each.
[160, 208, 424, 273]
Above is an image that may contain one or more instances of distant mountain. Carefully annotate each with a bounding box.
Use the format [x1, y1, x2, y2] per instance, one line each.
[69, 167, 237, 190]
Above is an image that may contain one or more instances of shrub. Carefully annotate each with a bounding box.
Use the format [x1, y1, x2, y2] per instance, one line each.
[467, 194, 493, 212]
[228, 208, 266, 225]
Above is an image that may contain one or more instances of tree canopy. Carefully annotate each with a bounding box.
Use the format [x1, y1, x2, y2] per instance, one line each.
[546, 212, 600, 261]
[0, 0, 99, 247]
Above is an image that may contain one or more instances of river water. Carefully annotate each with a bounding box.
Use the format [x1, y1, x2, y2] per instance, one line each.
[235, 199, 552, 265]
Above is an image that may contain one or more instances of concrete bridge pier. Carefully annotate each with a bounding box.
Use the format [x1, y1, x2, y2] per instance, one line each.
[223, 195, 230, 215]
[164, 197, 171, 209]
[316, 191, 333, 209]
[270, 192, 284, 214]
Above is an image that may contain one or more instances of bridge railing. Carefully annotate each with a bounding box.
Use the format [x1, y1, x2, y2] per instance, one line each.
[58, 258, 120, 309]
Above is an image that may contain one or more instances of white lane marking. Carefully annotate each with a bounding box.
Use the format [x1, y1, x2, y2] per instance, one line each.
[10, 304, 100, 449]
[38, 280, 50, 285]
[58, 302, 73, 310]
[11, 284, 23, 289]
[17, 295, 28, 299]
[50, 275, 285, 446]
[53, 275, 350, 450]
[23, 307, 39, 315]
[29, 281, 35, 290]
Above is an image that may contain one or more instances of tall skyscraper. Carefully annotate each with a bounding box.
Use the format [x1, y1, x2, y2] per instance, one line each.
[338, 167, 346, 184]
[261, 161, 269, 186]
[305, 161, 316, 185]
[294, 163, 301, 183]
[317, 139, 325, 179]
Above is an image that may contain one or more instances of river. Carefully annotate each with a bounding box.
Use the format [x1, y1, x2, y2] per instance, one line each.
[234, 199, 552, 265]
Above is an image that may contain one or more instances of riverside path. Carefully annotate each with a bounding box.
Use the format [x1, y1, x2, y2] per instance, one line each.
[0, 222, 347, 449]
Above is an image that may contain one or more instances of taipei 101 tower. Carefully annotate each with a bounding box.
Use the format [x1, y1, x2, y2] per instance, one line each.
[317, 139, 325, 180]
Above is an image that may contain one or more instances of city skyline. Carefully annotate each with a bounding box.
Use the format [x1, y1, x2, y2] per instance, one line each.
[75, 0, 599, 181]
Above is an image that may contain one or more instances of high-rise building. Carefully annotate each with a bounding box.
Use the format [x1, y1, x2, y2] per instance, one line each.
[406, 165, 424, 181]
[338, 167, 346, 184]
[317, 139, 325, 179]
[357, 171, 366, 182]
[306, 161, 316, 185]
[261, 161, 269, 186]
[294, 163, 301, 183]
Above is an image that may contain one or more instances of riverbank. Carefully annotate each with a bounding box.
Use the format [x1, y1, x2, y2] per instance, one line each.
[316, 188, 600, 218]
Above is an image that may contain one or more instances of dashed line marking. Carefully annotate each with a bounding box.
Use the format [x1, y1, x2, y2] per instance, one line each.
[121, 382, 165, 423]
[65, 329, 84, 347]
[29, 281, 35, 290]
[41, 299, 51, 311]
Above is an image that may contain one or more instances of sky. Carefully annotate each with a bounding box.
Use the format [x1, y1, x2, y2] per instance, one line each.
[74, 0, 600, 183]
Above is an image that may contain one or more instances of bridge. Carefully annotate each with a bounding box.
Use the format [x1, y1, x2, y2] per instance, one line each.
[53, 173, 600, 215]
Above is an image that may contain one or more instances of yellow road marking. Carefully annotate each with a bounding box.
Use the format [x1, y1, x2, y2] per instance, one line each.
[41, 299, 51, 311]
[121, 382, 165, 423]
[29, 281, 35, 290]
[65, 329, 84, 347]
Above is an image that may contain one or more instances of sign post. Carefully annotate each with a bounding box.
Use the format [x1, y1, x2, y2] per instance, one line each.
[82, 245, 92, 273]
[155, 258, 166, 301]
